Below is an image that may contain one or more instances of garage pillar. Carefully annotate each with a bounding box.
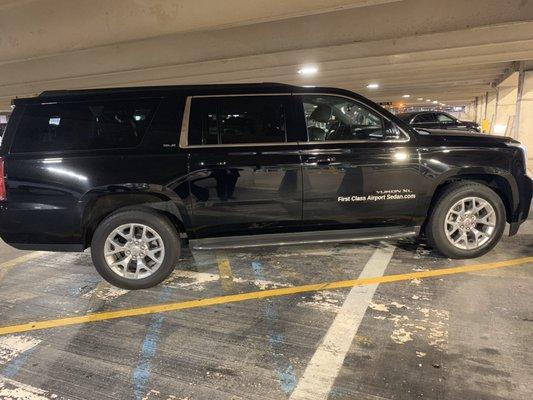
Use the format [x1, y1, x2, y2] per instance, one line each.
[516, 69, 533, 171]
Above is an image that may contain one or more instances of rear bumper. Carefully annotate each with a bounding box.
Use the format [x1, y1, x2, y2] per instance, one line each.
[0, 201, 85, 251]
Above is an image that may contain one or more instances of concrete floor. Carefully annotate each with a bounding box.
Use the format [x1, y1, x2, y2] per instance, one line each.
[0, 219, 532, 400]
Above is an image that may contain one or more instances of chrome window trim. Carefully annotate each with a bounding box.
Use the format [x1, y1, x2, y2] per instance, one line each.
[179, 96, 192, 149]
[179, 92, 410, 149]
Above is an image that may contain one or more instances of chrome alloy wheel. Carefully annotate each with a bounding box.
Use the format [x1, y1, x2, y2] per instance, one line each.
[104, 223, 165, 279]
[444, 197, 497, 250]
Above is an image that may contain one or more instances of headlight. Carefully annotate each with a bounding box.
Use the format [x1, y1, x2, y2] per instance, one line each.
[507, 142, 530, 177]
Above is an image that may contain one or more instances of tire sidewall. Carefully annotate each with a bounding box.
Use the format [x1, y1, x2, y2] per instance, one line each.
[428, 185, 506, 259]
[91, 210, 180, 289]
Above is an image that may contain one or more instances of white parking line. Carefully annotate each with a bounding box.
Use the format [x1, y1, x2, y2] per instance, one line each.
[289, 243, 396, 400]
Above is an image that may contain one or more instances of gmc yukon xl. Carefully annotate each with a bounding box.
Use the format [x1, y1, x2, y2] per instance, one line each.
[0, 83, 530, 289]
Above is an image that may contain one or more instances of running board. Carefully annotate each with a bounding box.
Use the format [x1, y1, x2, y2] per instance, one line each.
[189, 226, 420, 251]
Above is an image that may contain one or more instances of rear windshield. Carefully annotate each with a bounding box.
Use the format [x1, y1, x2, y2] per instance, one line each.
[11, 99, 160, 153]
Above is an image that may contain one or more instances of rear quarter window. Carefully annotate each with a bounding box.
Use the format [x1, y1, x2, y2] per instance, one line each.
[11, 99, 160, 153]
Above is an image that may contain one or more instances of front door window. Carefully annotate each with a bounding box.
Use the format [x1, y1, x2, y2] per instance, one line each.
[302, 95, 405, 142]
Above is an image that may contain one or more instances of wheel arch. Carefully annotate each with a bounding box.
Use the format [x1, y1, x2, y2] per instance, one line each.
[422, 172, 517, 232]
[80, 190, 191, 249]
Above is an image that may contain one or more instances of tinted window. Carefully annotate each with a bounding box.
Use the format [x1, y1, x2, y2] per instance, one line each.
[188, 96, 288, 145]
[12, 99, 160, 153]
[302, 95, 388, 141]
[435, 113, 454, 123]
[395, 113, 415, 123]
[188, 98, 219, 145]
[413, 113, 436, 123]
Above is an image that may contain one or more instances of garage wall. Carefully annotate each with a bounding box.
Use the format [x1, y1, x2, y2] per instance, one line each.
[480, 66, 532, 171]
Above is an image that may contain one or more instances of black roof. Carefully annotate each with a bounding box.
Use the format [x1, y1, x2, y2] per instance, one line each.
[12, 82, 374, 106]
[37, 82, 294, 98]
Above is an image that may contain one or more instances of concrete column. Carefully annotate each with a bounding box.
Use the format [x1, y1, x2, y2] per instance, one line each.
[517, 70, 533, 171]
[475, 91, 497, 133]
[493, 77, 518, 135]
[485, 92, 497, 133]
[475, 95, 483, 125]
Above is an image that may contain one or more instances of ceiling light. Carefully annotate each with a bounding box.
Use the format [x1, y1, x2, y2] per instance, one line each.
[366, 83, 379, 89]
[432, 101, 438, 104]
[426, 99, 431, 102]
[297, 65, 318, 75]
[402, 94, 410, 98]
[417, 98, 424, 101]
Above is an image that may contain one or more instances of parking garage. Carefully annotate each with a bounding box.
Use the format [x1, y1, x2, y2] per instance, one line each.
[0, 1, 532, 399]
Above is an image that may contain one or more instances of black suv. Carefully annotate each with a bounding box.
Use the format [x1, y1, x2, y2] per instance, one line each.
[396, 111, 480, 133]
[0, 84, 530, 289]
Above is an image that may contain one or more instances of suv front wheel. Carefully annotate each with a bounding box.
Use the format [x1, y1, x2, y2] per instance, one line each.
[91, 209, 180, 289]
[426, 182, 506, 259]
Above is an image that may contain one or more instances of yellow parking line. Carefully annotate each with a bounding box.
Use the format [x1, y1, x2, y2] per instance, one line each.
[0, 252, 47, 282]
[0, 256, 532, 336]
[216, 253, 235, 292]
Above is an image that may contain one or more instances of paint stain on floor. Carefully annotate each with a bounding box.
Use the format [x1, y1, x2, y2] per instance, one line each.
[0, 335, 41, 365]
[0, 377, 60, 400]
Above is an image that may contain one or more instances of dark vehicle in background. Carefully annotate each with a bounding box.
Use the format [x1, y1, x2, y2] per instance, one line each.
[397, 111, 480, 133]
[0, 83, 530, 289]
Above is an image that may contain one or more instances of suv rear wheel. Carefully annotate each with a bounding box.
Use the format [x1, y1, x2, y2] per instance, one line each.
[91, 209, 180, 289]
[426, 182, 506, 259]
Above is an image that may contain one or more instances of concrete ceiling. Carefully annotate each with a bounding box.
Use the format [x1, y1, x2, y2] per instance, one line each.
[1, 0, 533, 110]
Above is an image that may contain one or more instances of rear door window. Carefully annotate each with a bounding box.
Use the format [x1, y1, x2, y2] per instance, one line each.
[12, 99, 160, 153]
[188, 95, 288, 145]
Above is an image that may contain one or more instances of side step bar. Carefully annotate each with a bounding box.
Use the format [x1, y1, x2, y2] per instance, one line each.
[189, 226, 420, 251]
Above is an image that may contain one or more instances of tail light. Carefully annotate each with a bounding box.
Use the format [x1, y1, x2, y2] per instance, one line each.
[0, 157, 5, 200]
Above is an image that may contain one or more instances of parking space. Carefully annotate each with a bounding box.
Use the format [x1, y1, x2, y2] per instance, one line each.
[1, 218, 531, 400]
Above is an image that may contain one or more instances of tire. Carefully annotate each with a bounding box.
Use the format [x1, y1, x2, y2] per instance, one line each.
[90, 208, 180, 289]
[426, 181, 506, 259]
